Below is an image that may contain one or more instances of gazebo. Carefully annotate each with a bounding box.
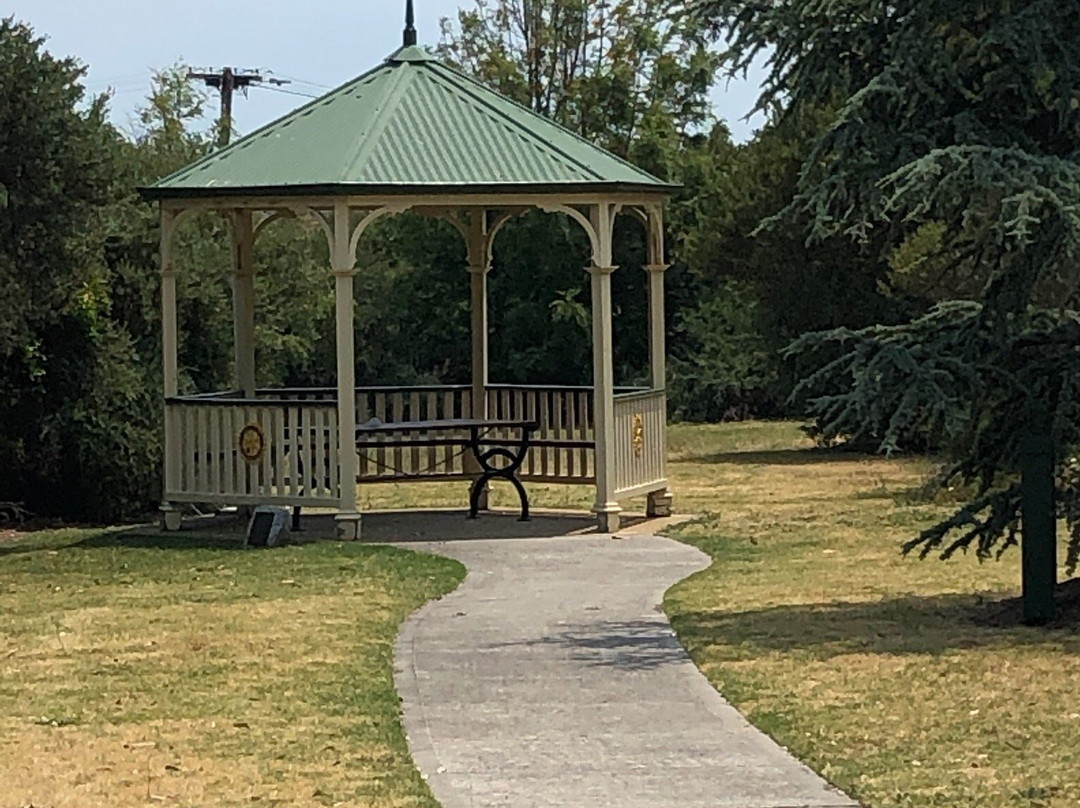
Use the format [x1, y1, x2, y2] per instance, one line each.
[143, 4, 676, 539]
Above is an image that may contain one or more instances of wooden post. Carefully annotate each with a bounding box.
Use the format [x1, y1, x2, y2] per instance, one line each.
[332, 202, 361, 540]
[161, 212, 180, 400]
[469, 266, 489, 416]
[590, 203, 621, 533]
[645, 264, 667, 392]
[1021, 433, 1056, 624]
[644, 206, 668, 392]
[231, 210, 257, 398]
[467, 212, 490, 509]
[160, 208, 183, 531]
[644, 204, 673, 518]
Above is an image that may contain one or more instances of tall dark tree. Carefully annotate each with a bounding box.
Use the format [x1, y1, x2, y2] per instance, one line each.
[697, 0, 1080, 603]
[676, 105, 909, 420]
[0, 18, 165, 519]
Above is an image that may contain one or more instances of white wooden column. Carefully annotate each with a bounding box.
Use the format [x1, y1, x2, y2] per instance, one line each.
[332, 202, 361, 540]
[467, 213, 490, 418]
[645, 265, 667, 391]
[160, 208, 183, 531]
[231, 210, 257, 397]
[644, 204, 673, 518]
[466, 212, 491, 508]
[590, 203, 621, 532]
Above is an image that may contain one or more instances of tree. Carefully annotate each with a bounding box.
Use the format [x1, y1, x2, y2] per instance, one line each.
[0, 18, 162, 519]
[678, 108, 908, 419]
[697, 0, 1080, 615]
[440, 0, 717, 171]
[438, 0, 720, 391]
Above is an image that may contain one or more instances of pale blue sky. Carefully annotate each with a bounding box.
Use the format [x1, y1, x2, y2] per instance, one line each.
[7, 0, 766, 143]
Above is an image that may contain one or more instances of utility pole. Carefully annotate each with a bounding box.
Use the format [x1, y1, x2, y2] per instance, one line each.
[187, 67, 280, 147]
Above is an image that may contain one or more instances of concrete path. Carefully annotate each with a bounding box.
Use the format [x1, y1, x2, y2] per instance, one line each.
[393, 534, 858, 808]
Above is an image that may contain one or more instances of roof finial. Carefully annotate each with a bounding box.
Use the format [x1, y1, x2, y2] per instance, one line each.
[403, 0, 418, 46]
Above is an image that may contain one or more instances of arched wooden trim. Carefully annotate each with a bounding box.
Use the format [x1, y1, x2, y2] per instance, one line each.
[288, 205, 334, 253]
[484, 210, 522, 266]
[348, 203, 415, 261]
[426, 209, 483, 267]
[614, 203, 666, 267]
[540, 203, 601, 265]
[621, 205, 649, 229]
[431, 209, 470, 241]
[425, 208, 524, 270]
[252, 210, 295, 242]
[160, 206, 205, 269]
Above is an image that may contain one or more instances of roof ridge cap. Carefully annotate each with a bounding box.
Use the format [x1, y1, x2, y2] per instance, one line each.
[426, 60, 667, 186]
[342, 62, 416, 183]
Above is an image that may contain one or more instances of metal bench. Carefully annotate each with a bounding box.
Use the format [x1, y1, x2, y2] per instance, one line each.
[355, 419, 538, 520]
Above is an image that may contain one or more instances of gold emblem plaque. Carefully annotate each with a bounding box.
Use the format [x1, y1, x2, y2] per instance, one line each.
[631, 414, 645, 458]
[239, 423, 265, 463]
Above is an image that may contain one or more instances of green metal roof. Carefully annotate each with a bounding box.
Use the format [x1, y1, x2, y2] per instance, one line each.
[144, 45, 676, 200]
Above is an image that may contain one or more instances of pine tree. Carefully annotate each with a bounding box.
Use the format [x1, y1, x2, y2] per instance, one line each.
[697, 0, 1080, 619]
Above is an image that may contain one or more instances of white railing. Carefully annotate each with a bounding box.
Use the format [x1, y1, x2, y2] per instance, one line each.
[357, 386, 473, 480]
[486, 385, 596, 484]
[613, 389, 667, 498]
[266, 385, 601, 484]
[257, 386, 473, 481]
[165, 397, 341, 506]
[164, 385, 661, 508]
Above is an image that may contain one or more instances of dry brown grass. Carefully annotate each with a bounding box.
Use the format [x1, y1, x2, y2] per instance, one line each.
[356, 479, 595, 514]
[0, 528, 463, 808]
[664, 421, 1080, 808]
[7, 423, 1077, 808]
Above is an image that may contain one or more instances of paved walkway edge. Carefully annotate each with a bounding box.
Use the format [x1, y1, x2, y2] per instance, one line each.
[393, 535, 859, 808]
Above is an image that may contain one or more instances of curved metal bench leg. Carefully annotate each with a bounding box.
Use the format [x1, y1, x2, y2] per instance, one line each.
[468, 474, 491, 519]
[466, 426, 535, 521]
[509, 474, 530, 521]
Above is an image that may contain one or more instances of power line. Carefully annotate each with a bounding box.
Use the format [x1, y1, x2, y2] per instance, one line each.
[272, 74, 332, 90]
[255, 84, 320, 100]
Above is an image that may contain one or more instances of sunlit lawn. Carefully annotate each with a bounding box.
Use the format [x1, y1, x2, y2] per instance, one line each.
[0, 528, 464, 808]
[3, 423, 1078, 808]
[663, 421, 1080, 808]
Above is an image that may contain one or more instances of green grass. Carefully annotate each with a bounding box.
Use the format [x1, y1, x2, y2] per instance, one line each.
[663, 421, 1080, 808]
[5, 422, 1078, 808]
[0, 526, 464, 808]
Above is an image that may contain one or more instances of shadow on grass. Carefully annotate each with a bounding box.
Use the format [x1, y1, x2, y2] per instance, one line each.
[0, 522, 253, 557]
[1, 508, 617, 558]
[299, 510, 617, 542]
[74, 529, 249, 552]
[487, 619, 689, 672]
[0, 527, 120, 557]
[671, 587, 1080, 662]
[674, 448, 881, 467]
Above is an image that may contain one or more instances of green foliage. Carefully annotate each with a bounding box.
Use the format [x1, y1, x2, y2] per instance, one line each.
[668, 280, 776, 422]
[789, 303, 1080, 572]
[437, 0, 722, 389]
[439, 0, 717, 174]
[677, 107, 904, 418]
[700, 0, 1080, 567]
[0, 18, 161, 519]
